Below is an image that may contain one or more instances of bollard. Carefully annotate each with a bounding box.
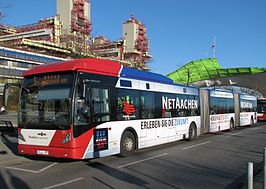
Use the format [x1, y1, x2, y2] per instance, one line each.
[264, 148, 266, 189]
[248, 162, 253, 189]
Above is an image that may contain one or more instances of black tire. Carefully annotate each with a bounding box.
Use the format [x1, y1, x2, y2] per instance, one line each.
[250, 117, 254, 127]
[188, 123, 197, 141]
[229, 119, 234, 131]
[120, 131, 136, 156]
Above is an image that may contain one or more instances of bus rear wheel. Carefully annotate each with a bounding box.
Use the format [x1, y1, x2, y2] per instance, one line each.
[188, 123, 197, 141]
[250, 117, 254, 127]
[120, 131, 136, 156]
[229, 119, 235, 131]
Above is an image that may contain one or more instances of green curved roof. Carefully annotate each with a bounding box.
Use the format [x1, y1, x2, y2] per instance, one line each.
[167, 58, 266, 84]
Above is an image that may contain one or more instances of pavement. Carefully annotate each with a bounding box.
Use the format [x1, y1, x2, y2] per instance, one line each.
[254, 172, 264, 189]
[0, 111, 30, 168]
[0, 111, 20, 166]
[0, 129, 28, 167]
[248, 123, 266, 189]
[0, 116, 265, 188]
[239, 161, 264, 189]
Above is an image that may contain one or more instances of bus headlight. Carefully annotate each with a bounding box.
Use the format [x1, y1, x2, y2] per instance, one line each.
[62, 133, 71, 144]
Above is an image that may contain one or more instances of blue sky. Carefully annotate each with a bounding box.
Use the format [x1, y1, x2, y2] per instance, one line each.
[1, 0, 266, 75]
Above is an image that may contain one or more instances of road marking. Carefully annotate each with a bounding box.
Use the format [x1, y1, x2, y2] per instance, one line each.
[231, 132, 242, 136]
[250, 127, 260, 130]
[4, 167, 39, 174]
[117, 153, 168, 168]
[38, 163, 58, 172]
[5, 162, 58, 174]
[42, 177, 84, 189]
[182, 141, 211, 150]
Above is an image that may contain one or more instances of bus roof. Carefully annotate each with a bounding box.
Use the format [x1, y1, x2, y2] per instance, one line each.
[22, 58, 121, 77]
[22, 58, 174, 85]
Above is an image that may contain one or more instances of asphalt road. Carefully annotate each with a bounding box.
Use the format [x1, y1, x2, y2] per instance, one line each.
[0, 124, 266, 189]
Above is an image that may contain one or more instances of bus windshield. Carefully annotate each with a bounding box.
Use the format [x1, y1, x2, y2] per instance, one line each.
[18, 73, 74, 130]
[257, 100, 266, 113]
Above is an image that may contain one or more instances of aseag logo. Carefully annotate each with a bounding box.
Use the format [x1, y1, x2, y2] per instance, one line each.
[122, 101, 135, 115]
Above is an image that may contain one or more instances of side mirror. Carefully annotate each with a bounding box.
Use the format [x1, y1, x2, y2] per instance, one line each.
[3, 84, 8, 108]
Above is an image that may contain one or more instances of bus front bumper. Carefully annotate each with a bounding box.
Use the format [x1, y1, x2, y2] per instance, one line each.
[18, 144, 86, 160]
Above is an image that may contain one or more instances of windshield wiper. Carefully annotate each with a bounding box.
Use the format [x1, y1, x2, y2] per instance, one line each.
[22, 86, 30, 93]
[24, 117, 39, 128]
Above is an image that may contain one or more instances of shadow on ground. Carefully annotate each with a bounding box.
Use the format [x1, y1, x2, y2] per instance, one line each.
[0, 129, 18, 156]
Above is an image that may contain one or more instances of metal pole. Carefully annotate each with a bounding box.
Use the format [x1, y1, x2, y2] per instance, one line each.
[212, 36, 216, 58]
[264, 148, 266, 189]
[248, 162, 253, 189]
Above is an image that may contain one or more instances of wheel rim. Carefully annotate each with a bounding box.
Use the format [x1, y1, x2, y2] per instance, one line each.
[190, 126, 195, 139]
[123, 137, 134, 152]
[251, 119, 254, 126]
[230, 121, 234, 129]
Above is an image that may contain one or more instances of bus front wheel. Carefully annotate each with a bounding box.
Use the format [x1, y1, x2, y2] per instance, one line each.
[120, 131, 136, 156]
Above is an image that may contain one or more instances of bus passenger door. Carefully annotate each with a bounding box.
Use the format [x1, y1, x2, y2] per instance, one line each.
[90, 87, 111, 123]
[90, 86, 112, 153]
[74, 83, 111, 131]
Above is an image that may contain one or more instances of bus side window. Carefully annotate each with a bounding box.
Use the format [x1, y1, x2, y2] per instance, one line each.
[140, 92, 154, 119]
[210, 97, 218, 115]
[116, 89, 139, 120]
[228, 98, 234, 113]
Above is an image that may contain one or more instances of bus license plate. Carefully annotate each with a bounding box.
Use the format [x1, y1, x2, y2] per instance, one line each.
[36, 150, 49, 155]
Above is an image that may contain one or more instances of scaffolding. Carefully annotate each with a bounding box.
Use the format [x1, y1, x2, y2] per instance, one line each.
[122, 16, 152, 70]
[0, 2, 152, 70]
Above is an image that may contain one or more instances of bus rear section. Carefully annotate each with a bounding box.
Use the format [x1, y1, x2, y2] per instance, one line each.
[200, 89, 258, 133]
[257, 98, 266, 121]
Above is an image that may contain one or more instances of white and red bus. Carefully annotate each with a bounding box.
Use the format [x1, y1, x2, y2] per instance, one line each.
[17, 58, 258, 159]
[257, 98, 266, 121]
[18, 58, 201, 159]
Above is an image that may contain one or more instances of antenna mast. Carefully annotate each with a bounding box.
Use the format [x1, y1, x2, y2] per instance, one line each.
[212, 36, 216, 58]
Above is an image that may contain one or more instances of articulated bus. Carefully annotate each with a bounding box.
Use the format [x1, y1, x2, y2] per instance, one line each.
[17, 58, 257, 159]
[257, 98, 266, 121]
